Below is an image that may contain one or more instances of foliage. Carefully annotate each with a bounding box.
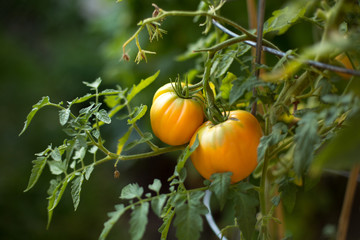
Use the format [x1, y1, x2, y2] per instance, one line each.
[21, 0, 360, 240]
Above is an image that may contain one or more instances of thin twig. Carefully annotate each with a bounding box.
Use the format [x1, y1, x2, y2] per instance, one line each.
[336, 164, 360, 240]
[212, 20, 360, 77]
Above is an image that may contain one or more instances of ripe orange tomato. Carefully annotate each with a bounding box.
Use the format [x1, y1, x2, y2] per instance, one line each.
[190, 110, 263, 183]
[150, 83, 204, 146]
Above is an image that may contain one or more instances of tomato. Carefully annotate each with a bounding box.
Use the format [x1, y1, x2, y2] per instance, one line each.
[150, 83, 204, 146]
[189, 110, 263, 183]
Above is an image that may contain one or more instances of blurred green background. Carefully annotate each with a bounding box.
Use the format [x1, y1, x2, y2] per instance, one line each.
[1, 0, 359, 239]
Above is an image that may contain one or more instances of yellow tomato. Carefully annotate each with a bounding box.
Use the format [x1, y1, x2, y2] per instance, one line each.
[150, 83, 204, 146]
[190, 110, 263, 183]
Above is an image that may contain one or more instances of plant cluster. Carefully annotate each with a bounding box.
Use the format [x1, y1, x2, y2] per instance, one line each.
[21, 0, 360, 239]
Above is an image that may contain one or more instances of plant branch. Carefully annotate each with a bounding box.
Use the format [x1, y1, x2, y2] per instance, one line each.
[212, 20, 360, 77]
[336, 164, 360, 240]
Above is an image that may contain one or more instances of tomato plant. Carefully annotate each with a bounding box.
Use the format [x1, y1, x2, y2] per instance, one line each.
[20, 0, 360, 240]
[190, 110, 262, 183]
[150, 82, 204, 146]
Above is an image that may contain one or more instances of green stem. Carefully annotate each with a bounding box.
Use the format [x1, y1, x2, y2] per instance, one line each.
[72, 145, 186, 176]
[125, 101, 159, 151]
[259, 110, 271, 237]
[202, 53, 225, 124]
[194, 35, 250, 53]
[123, 9, 279, 54]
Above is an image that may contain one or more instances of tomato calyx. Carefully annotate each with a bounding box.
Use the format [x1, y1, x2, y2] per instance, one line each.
[170, 75, 203, 99]
[205, 103, 230, 125]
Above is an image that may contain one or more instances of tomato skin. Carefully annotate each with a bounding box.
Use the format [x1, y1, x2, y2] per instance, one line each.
[150, 83, 204, 146]
[190, 110, 263, 183]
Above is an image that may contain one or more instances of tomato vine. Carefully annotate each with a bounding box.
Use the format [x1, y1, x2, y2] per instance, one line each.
[21, 0, 360, 240]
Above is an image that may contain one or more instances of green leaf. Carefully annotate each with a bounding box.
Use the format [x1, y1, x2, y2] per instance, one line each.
[120, 183, 144, 200]
[176, 33, 217, 61]
[176, 135, 199, 175]
[47, 174, 75, 228]
[59, 108, 70, 126]
[209, 172, 232, 210]
[220, 72, 237, 100]
[50, 147, 62, 162]
[73, 94, 93, 104]
[84, 164, 94, 180]
[19, 96, 51, 136]
[24, 157, 47, 192]
[229, 77, 273, 105]
[104, 95, 121, 108]
[230, 182, 259, 240]
[312, 112, 360, 173]
[128, 105, 148, 124]
[83, 78, 102, 90]
[48, 160, 66, 175]
[159, 210, 175, 240]
[148, 178, 162, 194]
[151, 194, 167, 217]
[263, 2, 309, 35]
[127, 70, 160, 102]
[211, 50, 237, 78]
[130, 202, 149, 240]
[257, 122, 288, 162]
[294, 112, 320, 176]
[95, 109, 111, 124]
[116, 127, 133, 155]
[174, 191, 208, 240]
[278, 178, 297, 213]
[99, 204, 126, 240]
[123, 132, 153, 152]
[71, 173, 84, 211]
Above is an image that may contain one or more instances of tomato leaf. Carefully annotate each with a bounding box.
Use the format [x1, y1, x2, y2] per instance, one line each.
[95, 109, 111, 124]
[148, 178, 162, 194]
[83, 78, 102, 90]
[257, 122, 288, 162]
[99, 204, 126, 240]
[159, 210, 175, 240]
[176, 135, 199, 175]
[278, 178, 298, 213]
[47, 174, 75, 228]
[128, 104, 147, 125]
[230, 182, 259, 240]
[127, 70, 160, 102]
[294, 112, 320, 176]
[116, 127, 133, 155]
[48, 160, 66, 175]
[211, 49, 237, 78]
[312, 112, 360, 173]
[174, 191, 208, 240]
[50, 147, 62, 162]
[220, 72, 237, 100]
[151, 194, 167, 217]
[263, 2, 309, 35]
[84, 164, 94, 180]
[209, 172, 232, 210]
[24, 157, 47, 192]
[129, 202, 149, 240]
[229, 77, 273, 105]
[19, 96, 51, 136]
[59, 108, 71, 126]
[71, 173, 84, 211]
[123, 132, 153, 152]
[176, 33, 217, 61]
[120, 183, 144, 200]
